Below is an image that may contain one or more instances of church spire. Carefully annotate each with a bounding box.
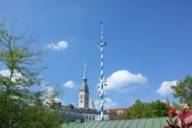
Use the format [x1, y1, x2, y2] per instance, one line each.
[83, 63, 87, 80]
[80, 64, 89, 93]
[79, 64, 89, 109]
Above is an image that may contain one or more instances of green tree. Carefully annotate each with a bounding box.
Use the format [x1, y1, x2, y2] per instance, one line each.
[123, 99, 169, 119]
[149, 100, 169, 117]
[172, 76, 192, 107]
[0, 21, 61, 128]
[123, 99, 145, 119]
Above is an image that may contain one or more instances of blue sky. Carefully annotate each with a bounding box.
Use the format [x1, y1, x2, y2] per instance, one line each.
[1, 0, 192, 108]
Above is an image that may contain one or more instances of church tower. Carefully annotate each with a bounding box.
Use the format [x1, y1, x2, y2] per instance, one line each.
[79, 64, 89, 109]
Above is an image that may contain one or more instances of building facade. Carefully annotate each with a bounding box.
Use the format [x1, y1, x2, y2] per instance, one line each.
[106, 108, 126, 120]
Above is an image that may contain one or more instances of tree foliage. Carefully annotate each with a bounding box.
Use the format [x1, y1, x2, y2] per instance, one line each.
[0, 21, 61, 128]
[123, 99, 169, 119]
[172, 76, 192, 107]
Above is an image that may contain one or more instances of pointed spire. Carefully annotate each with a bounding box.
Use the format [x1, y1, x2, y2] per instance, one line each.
[83, 63, 87, 80]
[80, 63, 89, 93]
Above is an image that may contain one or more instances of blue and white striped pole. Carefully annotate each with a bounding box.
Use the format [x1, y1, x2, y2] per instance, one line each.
[98, 21, 107, 121]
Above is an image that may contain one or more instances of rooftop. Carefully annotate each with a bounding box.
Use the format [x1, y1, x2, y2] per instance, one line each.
[61, 117, 168, 128]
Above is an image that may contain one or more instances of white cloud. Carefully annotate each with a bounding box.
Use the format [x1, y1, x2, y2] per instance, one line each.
[47, 41, 68, 51]
[105, 98, 118, 109]
[157, 80, 177, 96]
[0, 69, 10, 77]
[41, 86, 63, 104]
[46, 86, 55, 97]
[0, 69, 26, 88]
[41, 86, 56, 103]
[105, 70, 148, 90]
[94, 98, 118, 109]
[54, 97, 63, 103]
[63, 81, 76, 89]
[0, 69, 23, 80]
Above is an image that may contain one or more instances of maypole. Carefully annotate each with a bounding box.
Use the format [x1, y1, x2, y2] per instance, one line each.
[97, 21, 107, 121]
